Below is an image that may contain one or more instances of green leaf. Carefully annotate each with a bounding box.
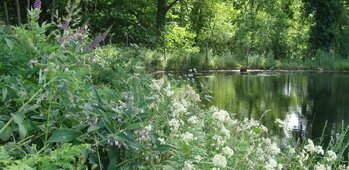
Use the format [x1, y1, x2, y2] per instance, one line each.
[92, 85, 102, 105]
[2, 87, 7, 102]
[155, 144, 174, 152]
[116, 132, 142, 150]
[24, 104, 40, 113]
[87, 125, 99, 132]
[125, 122, 142, 131]
[0, 122, 12, 141]
[102, 117, 116, 134]
[12, 112, 25, 125]
[18, 124, 27, 138]
[252, 127, 262, 134]
[5, 38, 14, 50]
[48, 129, 82, 143]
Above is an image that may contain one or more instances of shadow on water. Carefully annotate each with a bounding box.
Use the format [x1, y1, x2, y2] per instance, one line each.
[172, 71, 349, 146]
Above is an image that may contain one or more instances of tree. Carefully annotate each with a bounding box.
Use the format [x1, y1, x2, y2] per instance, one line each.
[26, 0, 30, 24]
[2, 0, 9, 25]
[156, 0, 181, 31]
[15, 0, 21, 25]
[306, 0, 345, 53]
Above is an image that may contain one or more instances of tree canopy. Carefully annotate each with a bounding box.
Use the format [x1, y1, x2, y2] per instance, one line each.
[2, 0, 349, 59]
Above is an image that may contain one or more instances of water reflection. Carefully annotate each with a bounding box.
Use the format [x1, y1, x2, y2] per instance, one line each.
[188, 72, 349, 142]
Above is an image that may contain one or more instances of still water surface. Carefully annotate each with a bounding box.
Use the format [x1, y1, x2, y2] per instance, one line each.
[183, 72, 349, 141]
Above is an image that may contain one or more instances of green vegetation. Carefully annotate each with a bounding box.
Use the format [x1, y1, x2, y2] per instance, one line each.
[2, 0, 349, 71]
[2, 0, 349, 169]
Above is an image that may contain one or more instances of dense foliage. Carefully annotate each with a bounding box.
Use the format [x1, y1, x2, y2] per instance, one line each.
[2, 0, 349, 62]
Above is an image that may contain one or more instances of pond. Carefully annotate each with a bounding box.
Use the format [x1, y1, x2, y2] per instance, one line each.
[177, 71, 349, 142]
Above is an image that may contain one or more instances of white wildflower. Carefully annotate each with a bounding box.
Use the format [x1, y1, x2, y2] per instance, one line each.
[172, 101, 187, 116]
[228, 118, 238, 126]
[144, 125, 152, 131]
[304, 139, 316, 153]
[275, 118, 285, 128]
[339, 164, 348, 170]
[326, 150, 337, 162]
[269, 142, 281, 155]
[315, 145, 324, 155]
[185, 85, 201, 102]
[169, 118, 180, 132]
[194, 155, 203, 162]
[314, 163, 330, 170]
[212, 110, 230, 122]
[150, 79, 164, 91]
[212, 154, 227, 168]
[213, 135, 225, 147]
[158, 138, 165, 145]
[260, 125, 268, 132]
[222, 146, 234, 157]
[300, 150, 309, 162]
[182, 132, 194, 144]
[183, 161, 195, 170]
[265, 158, 278, 170]
[188, 116, 198, 124]
[221, 126, 231, 138]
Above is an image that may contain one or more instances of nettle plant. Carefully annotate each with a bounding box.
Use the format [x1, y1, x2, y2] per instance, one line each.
[0, 1, 166, 169]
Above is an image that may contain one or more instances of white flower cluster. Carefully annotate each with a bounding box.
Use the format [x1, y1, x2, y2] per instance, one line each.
[172, 100, 188, 117]
[212, 154, 227, 168]
[265, 158, 282, 170]
[158, 137, 165, 144]
[188, 116, 198, 125]
[184, 161, 195, 170]
[150, 79, 165, 91]
[182, 132, 195, 144]
[169, 118, 181, 132]
[222, 146, 234, 158]
[314, 163, 331, 170]
[325, 150, 337, 162]
[212, 109, 231, 123]
[184, 85, 201, 102]
[274, 118, 285, 128]
[304, 139, 324, 155]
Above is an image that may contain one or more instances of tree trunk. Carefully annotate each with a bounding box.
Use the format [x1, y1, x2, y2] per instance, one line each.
[156, 0, 181, 31]
[51, 0, 55, 22]
[15, 0, 21, 25]
[3, 0, 9, 25]
[156, 0, 167, 32]
[26, 0, 30, 24]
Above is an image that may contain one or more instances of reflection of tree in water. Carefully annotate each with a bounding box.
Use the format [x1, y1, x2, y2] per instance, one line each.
[307, 73, 349, 145]
[173, 72, 349, 144]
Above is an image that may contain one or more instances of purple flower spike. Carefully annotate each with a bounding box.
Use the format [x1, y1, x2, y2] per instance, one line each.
[99, 34, 107, 42]
[34, 0, 41, 9]
[85, 33, 108, 51]
[61, 21, 70, 31]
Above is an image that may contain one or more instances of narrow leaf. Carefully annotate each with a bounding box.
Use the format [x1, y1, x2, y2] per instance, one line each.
[125, 122, 142, 131]
[155, 144, 174, 152]
[2, 87, 7, 102]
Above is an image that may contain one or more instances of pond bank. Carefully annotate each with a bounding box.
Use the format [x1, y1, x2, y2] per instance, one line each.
[153, 68, 349, 75]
